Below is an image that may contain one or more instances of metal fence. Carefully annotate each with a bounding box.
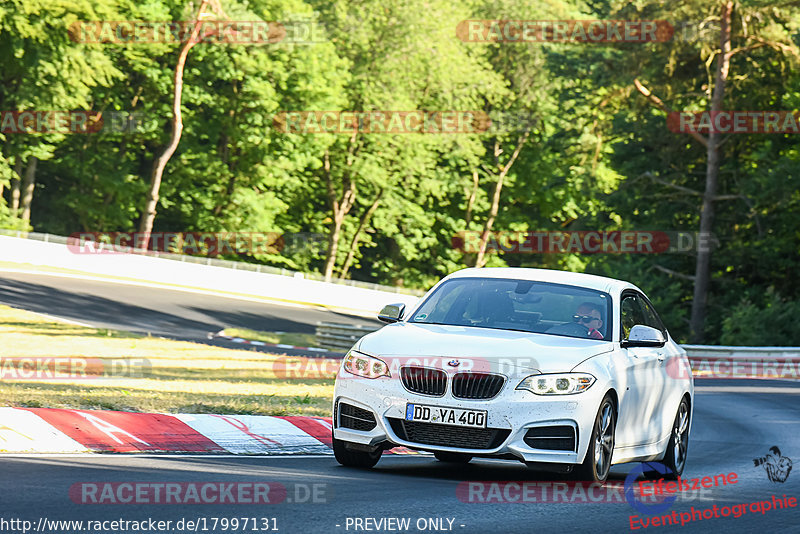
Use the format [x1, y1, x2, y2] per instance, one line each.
[0, 229, 425, 296]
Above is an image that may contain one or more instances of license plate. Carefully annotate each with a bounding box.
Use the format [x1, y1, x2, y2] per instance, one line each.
[405, 403, 487, 428]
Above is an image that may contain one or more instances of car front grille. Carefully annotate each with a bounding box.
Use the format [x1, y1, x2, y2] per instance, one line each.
[451, 372, 506, 399]
[523, 425, 576, 451]
[337, 401, 377, 431]
[400, 367, 447, 396]
[387, 418, 510, 450]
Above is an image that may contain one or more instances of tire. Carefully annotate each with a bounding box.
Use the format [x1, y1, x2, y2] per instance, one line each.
[657, 397, 690, 479]
[576, 395, 616, 482]
[332, 435, 381, 468]
[434, 451, 473, 464]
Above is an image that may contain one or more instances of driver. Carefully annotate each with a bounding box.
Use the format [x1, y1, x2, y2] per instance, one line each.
[574, 302, 604, 339]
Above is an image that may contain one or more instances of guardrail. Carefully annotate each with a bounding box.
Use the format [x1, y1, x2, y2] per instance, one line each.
[683, 345, 800, 380]
[315, 322, 382, 351]
[682, 345, 800, 358]
[0, 229, 425, 296]
[313, 324, 800, 380]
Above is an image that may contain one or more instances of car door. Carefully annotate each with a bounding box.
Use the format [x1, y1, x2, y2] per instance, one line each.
[639, 295, 680, 442]
[615, 292, 664, 447]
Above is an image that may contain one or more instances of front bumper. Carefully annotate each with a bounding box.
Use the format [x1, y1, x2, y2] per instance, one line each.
[333, 367, 608, 465]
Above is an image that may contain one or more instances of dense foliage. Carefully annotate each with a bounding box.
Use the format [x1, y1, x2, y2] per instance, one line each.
[1, 0, 798, 344]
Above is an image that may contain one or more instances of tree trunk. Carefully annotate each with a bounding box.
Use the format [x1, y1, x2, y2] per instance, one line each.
[20, 156, 38, 222]
[138, 0, 211, 249]
[322, 150, 356, 282]
[10, 156, 22, 213]
[322, 132, 359, 282]
[475, 132, 529, 267]
[339, 188, 383, 278]
[689, 1, 733, 343]
[465, 168, 479, 226]
[213, 102, 237, 216]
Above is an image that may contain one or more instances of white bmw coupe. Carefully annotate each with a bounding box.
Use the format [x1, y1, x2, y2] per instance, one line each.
[332, 268, 693, 482]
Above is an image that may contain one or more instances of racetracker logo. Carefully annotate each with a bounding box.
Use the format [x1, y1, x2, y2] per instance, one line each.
[452, 231, 715, 254]
[69, 482, 328, 504]
[0, 357, 149, 380]
[456, 480, 713, 504]
[456, 20, 674, 43]
[271, 357, 340, 379]
[0, 111, 143, 134]
[273, 111, 491, 134]
[339, 355, 540, 379]
[69, 21, 289, 44]
[66, 232, 326, 256]
[668, 111, 800, 134]
[667, 357, 800, 380]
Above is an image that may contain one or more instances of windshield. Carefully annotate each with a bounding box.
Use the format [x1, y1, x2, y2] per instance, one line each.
[409, 277, 612, 341]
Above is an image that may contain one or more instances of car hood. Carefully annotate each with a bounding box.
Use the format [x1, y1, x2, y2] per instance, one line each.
[357, 322, 613, 373]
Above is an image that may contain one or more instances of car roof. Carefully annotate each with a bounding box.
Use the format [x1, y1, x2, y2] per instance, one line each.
[444, 267, 641, 295]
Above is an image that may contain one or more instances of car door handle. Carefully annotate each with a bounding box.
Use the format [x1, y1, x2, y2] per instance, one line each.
[656, 353, 666, 362]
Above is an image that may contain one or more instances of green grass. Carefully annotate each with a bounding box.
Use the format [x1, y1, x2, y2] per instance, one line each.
[221, 327, 317, 347]
[0, 305, 335, 416]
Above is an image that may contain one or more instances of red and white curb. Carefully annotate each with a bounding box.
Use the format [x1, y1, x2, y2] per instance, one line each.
[208, 331, 332, 353]
[0, 407, 422, 455]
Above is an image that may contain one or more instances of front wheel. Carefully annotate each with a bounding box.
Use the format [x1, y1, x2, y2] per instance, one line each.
[658, 397, 690, 479]
[576, 395, 616, 482]
[332, 435, 381, 468]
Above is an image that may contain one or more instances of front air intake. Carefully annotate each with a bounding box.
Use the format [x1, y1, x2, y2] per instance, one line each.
[524, 425, 577, 451]
[338, 401, 377, 431]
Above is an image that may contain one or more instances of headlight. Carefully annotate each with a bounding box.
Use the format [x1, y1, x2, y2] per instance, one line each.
[342, 350, 390, 379]
[516, 373, 595, 395]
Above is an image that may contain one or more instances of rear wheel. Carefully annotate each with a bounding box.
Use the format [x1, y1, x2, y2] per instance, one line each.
[658, 397, 690, 479]
[434, 451, 473, 464]
[576, 395, 616, 482]
[332, 435, 381, 468]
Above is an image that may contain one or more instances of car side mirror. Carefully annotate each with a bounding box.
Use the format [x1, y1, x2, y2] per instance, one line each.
[621, 325, 666, 348]
[378, 303, 405, 323]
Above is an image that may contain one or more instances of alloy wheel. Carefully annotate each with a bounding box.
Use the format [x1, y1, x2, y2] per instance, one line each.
[594, 402, 614, 479]
[672, 402, 689, 472]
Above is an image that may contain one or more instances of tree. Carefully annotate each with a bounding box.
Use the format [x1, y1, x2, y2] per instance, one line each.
[139, 0, 229, 248]
[0, 0, 121, 228]
[627, 0, 799, 341]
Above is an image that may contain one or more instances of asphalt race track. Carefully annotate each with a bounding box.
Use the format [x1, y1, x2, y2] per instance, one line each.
[0, 271, 381, 355]
[1, 379, 798, 534]
[1, 270, 799, 533]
